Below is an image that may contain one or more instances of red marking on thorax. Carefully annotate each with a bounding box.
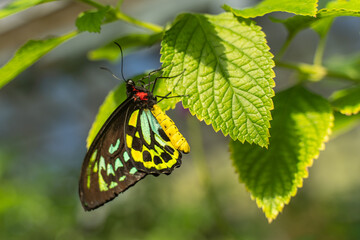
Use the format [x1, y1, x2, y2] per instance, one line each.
[136, 92, 148, 100]
[131, 86, 148, 101]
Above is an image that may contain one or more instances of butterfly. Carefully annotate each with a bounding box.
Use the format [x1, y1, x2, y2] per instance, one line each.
[79, 69, 190, 211]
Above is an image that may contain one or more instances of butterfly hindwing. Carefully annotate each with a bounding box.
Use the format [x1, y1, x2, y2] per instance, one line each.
[125, 108, 182, 175]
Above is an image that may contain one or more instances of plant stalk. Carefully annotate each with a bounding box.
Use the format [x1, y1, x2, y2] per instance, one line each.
[77, 0, 163, 33]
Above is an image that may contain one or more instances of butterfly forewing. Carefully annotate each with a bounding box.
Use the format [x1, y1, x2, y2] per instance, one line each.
[79, 101, 146, 210]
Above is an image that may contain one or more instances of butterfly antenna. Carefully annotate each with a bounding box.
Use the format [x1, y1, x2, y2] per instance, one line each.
[99, 67, 123, 82]
[114, 42, 127, 82]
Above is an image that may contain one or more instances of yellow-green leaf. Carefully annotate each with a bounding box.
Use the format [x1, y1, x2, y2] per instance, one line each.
[230, 86, 333, 222]
[0, 31, 77, 89]
[76, 8, 109, 33]
[330, 85, 360, 115]
[0, 0, 57, 19]
[161, 13, 275, 147]
[223, 0, 317, 18]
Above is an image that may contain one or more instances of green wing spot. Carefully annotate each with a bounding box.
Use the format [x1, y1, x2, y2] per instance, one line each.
[90, 150, 97, 163]
[140, 110, 151, 145]
[98, 174, 109, 191]
[115, 158, 123, 170]
[87, 150, 98, 189]
[155, 135, 167, 147]
[109, 181, 118, 189]
[98, 156, 108, 191]
[145, 110, 161, 136]
[145, 110, 168, 146]
[109, 139, 120, 154]
[93, 162, 98, 173]
[119, 176, 126, 181]
[123, 151, 130, 162]
[106, 163, 115, 176]
[99, 156, 106, 171]
[129, 167, 138, 175]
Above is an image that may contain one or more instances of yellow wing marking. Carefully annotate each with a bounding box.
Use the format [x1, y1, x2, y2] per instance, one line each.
[129, 142, 179, 170]
[128, 109, 139, 127]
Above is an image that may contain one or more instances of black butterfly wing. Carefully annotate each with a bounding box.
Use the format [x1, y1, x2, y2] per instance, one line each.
[124, 108, 183, 175]
[79, 99, 146, 211]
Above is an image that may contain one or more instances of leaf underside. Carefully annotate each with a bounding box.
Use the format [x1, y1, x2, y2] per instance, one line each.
[0, 32, 77, 89]
[223, 0, 318, 18]
[230, 86, 333, 222]
[76, 8, 108, 33]
[330, 86, 360, 116]
[0, 0, 56, 19]
[161, 12, 275, 147]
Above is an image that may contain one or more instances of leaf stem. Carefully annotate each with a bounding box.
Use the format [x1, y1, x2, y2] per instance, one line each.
[114, 11, 163, 33]
[77, 0, 163, 33]
[275, 35, 293, 61]
[313, 35, 327, 66]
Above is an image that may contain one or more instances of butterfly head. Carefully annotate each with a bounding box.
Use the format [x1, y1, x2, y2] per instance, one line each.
[126, 79, 156, 108]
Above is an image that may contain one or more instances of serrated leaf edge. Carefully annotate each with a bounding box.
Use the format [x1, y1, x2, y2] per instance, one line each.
[229, 112, 334, 222]
[161, 13, 275, 148]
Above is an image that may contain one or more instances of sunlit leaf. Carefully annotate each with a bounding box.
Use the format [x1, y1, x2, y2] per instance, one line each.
[161, 12, 275, 147]
[76, 7, 109, 33]
[326, 53, 360, 82]
[330, 85, 360, 115]
[230, 86, 333, 222]
[0, 0, 57, 19]
[331, 111, 360, 138]
[223, 0, 317, 18]
[272, 1, 360, 39]
[326, 0, 360, 11]
[0, 31, 77, 89]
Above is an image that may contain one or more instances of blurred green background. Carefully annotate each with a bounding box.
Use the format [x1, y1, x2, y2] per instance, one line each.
[0, 0, 359, 239]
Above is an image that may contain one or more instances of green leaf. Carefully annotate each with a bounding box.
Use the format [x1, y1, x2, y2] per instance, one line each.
[0, 31, 77, 89]
[160, 13, 275, 147]
[76, 8, 109, 33]
[272, 14, 335, 39]
[88, 32, 162, 62]
[273, 2, 360, 39]
[332, 111, 360, 138]
[270, 15, 316, 39]
[86, 71, 177, 148]
[223, 0, 317, 18]
[330, 85, 360, 115]
[326, 53, 360, 82]
[326, 0, 360, 11]
[0, 0, 57, 19]
[230, 86, 333, 222]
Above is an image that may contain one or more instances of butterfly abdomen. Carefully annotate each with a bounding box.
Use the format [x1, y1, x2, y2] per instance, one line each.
[151, 104, 190, 154]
